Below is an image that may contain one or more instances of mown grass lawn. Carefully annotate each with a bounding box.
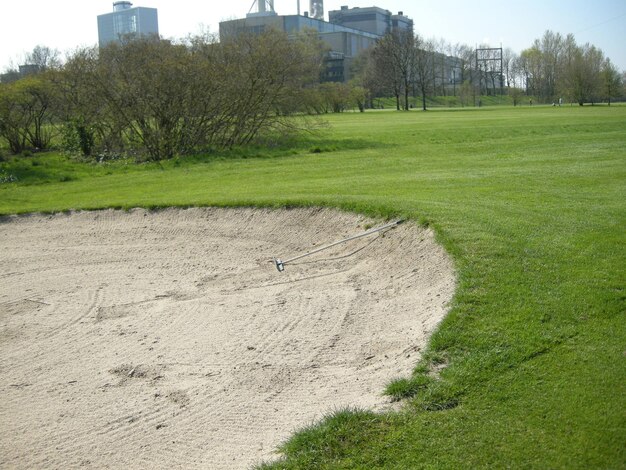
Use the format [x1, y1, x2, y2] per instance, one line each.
[1, 105, 625, 468]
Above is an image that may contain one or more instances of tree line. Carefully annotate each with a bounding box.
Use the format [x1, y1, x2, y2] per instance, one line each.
[357, 29, 624, 111]
[1, 29, 624, 159]
[517, 30, 623, 105]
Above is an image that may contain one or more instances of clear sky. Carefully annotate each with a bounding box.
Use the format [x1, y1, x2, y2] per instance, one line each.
[1, 0, 625, 71]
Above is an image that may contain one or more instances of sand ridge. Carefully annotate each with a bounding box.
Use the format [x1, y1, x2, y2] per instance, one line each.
[0, 207, 455, 469]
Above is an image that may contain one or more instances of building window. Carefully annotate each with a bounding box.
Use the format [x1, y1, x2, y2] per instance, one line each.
[113, 12, 137, 36]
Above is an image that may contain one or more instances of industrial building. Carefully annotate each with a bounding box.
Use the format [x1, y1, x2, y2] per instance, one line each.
[219, 1, 413, 82]
[97, 1, 159, 47]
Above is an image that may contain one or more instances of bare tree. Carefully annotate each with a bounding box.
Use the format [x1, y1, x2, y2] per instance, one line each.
[56, 47, 119, 156]
[519, 46, 541, 97]
[25, 46, 62, 71]
[433, 38, 449, 96]
[56, 30, 323, 160]
[357, 48, 392, 108]
[0, 73, 57, 153]
[538, 31, 564, 101]
[370, 37, 400, 109]
[370, 30, 415, 110]
[91, 37, 204, 159]
[0, 84, 29, 153]
[600, 58, 623, 105]
[20, 75, 57, 149]
[216, 30, 321, 145]
[561, 43, 604, 105]
[455, 44, 475, 85]
[502, 48, 518, 89]
[413, 35, 435, 111]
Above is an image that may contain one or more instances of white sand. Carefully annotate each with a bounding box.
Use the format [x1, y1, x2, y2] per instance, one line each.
[0, 207, 455, 469]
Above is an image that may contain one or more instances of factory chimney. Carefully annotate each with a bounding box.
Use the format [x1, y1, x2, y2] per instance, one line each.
[258, 0, 275, 14]
[310, 0, 323, 19]
[248, 0, 276, 17]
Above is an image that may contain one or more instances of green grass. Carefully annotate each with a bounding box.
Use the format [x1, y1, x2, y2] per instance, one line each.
[369, 93, 534, 109]
[1, 105, 625, 468]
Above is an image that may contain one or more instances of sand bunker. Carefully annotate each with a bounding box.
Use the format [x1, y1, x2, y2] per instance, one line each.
[0, 207, 455, 468]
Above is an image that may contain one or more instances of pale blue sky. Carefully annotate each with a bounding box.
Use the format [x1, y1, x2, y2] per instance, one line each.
[1, 1, 625, 71]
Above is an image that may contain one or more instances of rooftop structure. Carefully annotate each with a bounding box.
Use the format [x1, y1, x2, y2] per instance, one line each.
[328, 6, 413, 36]
[247, 0, 277, 18]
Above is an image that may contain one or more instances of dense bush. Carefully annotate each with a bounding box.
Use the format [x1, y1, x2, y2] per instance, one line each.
[1, 31, 324, 161]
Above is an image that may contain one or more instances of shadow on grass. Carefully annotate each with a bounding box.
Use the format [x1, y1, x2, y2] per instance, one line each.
[0, 154, 81, 186]
[191, 135, 394, 162]
[0, 135, 394, 187]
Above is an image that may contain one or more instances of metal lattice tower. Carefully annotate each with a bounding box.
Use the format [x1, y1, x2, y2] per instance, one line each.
[475, 47, 504, 97]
